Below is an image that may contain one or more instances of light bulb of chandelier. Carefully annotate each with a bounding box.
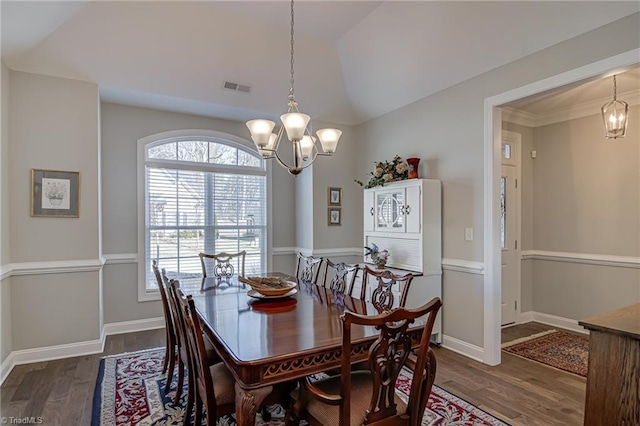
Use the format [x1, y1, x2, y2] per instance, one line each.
[256, 133, 278, 157]
[246, 120, 276, 147]
[300, 135, 315, 159]
[316, 128, 342, 153]
[281, 112, 310, 141]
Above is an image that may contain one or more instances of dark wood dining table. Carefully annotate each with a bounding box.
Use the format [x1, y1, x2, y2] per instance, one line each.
[180, 273, 427, 426]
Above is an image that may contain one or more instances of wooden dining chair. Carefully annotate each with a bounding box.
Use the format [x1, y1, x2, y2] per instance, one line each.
[295, 253, 323, 284]
[165, 276, 221, 424]
[180, 289, 295, 425]
[359, 266, 414, 311]
[199, 251, 246, 280]
[288, 297, 442, 426]
[151, 261, 177, 385]
[321, 259, 359, 295]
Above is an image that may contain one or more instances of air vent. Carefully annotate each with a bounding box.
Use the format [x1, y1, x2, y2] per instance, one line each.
[223, 80, 252, 93]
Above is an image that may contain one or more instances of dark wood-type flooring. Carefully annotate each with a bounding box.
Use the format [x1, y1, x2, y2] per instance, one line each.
[0, 322, 586, 425]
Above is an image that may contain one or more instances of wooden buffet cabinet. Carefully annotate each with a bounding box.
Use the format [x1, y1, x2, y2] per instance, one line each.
[578, 303, 640, 426]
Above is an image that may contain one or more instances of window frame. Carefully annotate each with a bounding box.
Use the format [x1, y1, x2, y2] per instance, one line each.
[137, 129, 271, 302]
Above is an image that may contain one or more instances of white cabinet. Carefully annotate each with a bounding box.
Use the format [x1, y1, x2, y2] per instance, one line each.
[362, 178, 442, 343]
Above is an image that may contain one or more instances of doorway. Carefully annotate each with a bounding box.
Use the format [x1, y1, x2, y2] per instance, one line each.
[482, 48, 640, 366]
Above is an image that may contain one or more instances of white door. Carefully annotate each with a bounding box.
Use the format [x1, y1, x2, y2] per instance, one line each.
[501, 165, 518, 325]
[364, 190, 375, 233]
[405, 184, 421, 233]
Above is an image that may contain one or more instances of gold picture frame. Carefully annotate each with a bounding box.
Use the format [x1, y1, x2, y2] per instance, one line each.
[31, 169, 80, 218]
[328, 187, 342, 206]
[328, 207, 341, 226]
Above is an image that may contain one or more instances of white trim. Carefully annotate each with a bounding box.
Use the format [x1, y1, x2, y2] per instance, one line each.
[9, 338, 104, 369]
[441, 258, 484, 275]
[0, 316, 166, 386]
[101, 253, 139, 265]
[503, 88, 640, 128]
[102, 317, 165, 336]
[0, 352, 15, 386]
[521, 250, 640, 269]
[441, 335, 484, 363]
[484, 48, 640, 367]
[0, 265, 10, 281]
[2, 259, 103, 277]
[518, 311, 589, 335]
[272, 246, 300, 256]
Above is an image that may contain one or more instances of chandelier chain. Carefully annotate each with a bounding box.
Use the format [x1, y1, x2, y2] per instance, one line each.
[289, 0, 295, 101]
[613, 75, 617, 101]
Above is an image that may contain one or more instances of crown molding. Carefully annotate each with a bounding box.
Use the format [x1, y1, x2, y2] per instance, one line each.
[504, 88, 640, 128]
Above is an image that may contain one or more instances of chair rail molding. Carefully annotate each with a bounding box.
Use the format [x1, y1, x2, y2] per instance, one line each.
[521, 250, 640, 269]
[1, 259, 104, 279]
[442, 258, 485, 275]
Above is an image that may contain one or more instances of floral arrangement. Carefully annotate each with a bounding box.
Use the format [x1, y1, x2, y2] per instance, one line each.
[364, 243, 389, 269]
[44, 181, 67, 201]
[355, 155, 408, 189]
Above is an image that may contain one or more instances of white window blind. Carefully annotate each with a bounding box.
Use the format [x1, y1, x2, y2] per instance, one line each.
[144, 138, 266, 292]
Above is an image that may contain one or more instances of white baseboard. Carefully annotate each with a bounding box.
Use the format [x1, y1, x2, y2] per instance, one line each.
[103, 317, 164, 336]
[519, 311, 589, 335]
[0, 316, 166, 386]
[0, 352, 15, 386]
[441, 335, 485, 363]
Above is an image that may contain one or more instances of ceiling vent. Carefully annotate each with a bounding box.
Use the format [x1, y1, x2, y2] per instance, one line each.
[223, 80, 252, 93]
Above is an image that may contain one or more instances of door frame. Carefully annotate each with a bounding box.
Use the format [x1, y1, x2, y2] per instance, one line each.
[482, 48, 640, 366]
[501, 130, 522, 327]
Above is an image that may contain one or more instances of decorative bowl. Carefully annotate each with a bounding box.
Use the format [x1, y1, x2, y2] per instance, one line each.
[239, 276, 297, 297]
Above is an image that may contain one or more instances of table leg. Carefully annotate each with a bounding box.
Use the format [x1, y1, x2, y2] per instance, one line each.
[234, 383, 273, 426]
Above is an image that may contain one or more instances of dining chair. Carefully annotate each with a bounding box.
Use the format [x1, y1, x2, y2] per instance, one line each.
[181, 289, 235, 425]
[295, 253, 323, 284]
[321, 259, 359, 295]
[151, 261, 177, 380]
[288, 297, 442, 426]
[199, 250, 247, 280]
[165, 275, 221, 423]
[359, 266, 414, 311]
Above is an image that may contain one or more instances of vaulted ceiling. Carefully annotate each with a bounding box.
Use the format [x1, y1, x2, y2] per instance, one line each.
[2, 1, 639, 125]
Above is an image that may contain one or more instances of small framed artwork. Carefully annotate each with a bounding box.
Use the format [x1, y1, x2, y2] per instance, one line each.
[328, 207, 341, 226]
[328, 187, 342, 206]
[31, 169, 80, 218]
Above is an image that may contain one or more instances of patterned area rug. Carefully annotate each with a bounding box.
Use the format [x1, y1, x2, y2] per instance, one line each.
[92, 348, 509, 426]
[502, 329, 589, 377]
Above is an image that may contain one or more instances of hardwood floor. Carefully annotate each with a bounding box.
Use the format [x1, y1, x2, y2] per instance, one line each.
[0, 323, 586, 425]
[0, 328, 166, 425]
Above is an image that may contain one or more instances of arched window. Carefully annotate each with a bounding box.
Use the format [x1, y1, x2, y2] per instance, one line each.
[138, 130, 267, 299]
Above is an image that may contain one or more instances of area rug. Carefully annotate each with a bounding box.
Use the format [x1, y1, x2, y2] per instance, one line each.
[502, 329, 589, 377]
[92, 348, 509, 426]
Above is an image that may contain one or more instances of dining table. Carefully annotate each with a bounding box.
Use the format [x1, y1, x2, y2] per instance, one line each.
[179, 273, 428, 426]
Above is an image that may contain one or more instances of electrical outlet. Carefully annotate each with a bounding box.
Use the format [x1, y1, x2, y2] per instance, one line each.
[465, 228, 473, 241]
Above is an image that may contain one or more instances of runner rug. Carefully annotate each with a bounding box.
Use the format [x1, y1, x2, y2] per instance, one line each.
[502, 329, 589, 377]
[92, 348, 509, 426]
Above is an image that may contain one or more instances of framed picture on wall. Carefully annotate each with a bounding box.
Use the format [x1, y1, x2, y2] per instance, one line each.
[328, 187, 342, 206]
[328, 207, 341, 226]
[31, 169, 80, 218]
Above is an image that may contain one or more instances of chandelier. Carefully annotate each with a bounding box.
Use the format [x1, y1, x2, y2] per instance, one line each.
[601, 75, 628, 139]
[246, 0, 342, 175]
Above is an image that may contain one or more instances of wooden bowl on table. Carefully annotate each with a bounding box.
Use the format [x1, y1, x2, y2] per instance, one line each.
[239, 276, 297, 297]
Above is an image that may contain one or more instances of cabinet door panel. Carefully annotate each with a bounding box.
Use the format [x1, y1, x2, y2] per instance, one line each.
[375, 190, 405, 232]
[364, 190, 375, 233]
[405, 185, 421, 233]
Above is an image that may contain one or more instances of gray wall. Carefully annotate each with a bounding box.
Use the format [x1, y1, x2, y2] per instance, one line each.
[354, 13, 640, 347]
[1, 62, 11, 363]
[7, 71, 101, 350]
[528, 106, 640, 319]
